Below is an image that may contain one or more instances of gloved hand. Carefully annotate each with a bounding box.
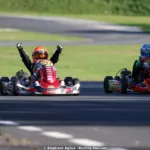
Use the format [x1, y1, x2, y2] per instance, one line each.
[143, 62, 149, 71]
[16, 42, 23, 49]
[56, 45, 63, 54]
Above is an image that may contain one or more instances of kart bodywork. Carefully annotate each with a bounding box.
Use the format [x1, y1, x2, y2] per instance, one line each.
[104, 67, 150, 94]
[0, 59, 80, 96]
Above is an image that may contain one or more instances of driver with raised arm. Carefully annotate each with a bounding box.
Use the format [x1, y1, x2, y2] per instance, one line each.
[16, 43, 63, 86]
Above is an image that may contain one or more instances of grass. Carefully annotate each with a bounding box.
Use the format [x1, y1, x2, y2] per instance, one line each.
[0, 12, 150, 32]
[0, 29, 84, 41]
[0, 44, 141, 81]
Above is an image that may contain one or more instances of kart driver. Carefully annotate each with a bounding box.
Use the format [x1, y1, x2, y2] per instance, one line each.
[16, 43, 62, 82]
[132, 44, 150, 84]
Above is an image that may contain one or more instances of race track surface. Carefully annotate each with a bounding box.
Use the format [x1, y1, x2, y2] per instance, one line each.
[0, 84, 150, 150]
[0, 15, 150, 150]
[0, 15, 150, 45]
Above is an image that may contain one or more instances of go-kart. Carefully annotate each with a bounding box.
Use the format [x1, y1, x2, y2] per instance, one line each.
[104, 62, 150, 94]
[0, 59, 80, 96]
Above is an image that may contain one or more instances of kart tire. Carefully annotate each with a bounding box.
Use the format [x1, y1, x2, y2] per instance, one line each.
[72, 78, 80, 96]
[72, 78, 80, 85]
[114, 76, 120, 81]
[10, 76, 16, 82]
[0, 77, 10, 95]
[64, 77, 73, 86]
[120, 76, 128, 94]
[12, 78, 19, 96]
[104, 76, 113, 93]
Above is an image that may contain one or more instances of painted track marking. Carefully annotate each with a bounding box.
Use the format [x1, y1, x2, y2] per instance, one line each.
[18, 126, 43, 131]
[69, 138, 105, 146]
[0, 120, 129, 150]
[42, 131, 73, 139]
[0, 120, 19, 126]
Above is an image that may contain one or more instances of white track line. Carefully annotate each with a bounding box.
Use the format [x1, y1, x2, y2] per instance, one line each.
[69, 138, 105, 146]
[0, 120, 19, 126]
[17, 126, 43, 131]
[0, 120, 129, 150]
[41, 131, 73, 139]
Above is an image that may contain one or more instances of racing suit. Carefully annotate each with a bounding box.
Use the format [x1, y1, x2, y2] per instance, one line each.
[16, 44, 62, 76]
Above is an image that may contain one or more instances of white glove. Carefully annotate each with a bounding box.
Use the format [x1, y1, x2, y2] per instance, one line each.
[16, 42, 23, 49]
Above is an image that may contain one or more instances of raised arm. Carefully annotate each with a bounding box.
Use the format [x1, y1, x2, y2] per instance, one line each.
[16, 43, 33, 75]
[50, 45, 63, 64]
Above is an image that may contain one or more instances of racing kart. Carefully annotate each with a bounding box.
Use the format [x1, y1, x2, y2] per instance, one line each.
[0, 59, 80, 96]
[104, 63, 150, 94]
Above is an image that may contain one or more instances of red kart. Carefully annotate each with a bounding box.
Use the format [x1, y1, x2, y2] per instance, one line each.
[0, 59, 80, 96]
[104, 58, 150, 94]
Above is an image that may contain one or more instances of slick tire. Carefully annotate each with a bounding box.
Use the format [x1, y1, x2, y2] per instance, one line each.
[0, 77, 10, 95]
[64, 77, 73, 86]
[72, 78, 80, 96]
[72, 78, 80, 85]
[114, 76, 120, 81]
[104, 76, 113, 93]
[10, 76, 16, 82]
[120, 76, 128, 94]
[12, 78, 18, 96]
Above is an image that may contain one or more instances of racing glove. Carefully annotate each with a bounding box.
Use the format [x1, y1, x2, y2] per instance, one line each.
[56, 45, 63, 54]
[16, 42, 23, 50]
[143, 62, 149, 71]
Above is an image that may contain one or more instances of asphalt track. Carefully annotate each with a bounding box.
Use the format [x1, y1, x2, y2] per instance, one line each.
[0, 15, 150, 45]
[0, 15, 150, 150]
[0, 84, 150, 150]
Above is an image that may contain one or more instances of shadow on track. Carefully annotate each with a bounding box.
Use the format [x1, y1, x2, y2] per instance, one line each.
[0, 97, 150, 126]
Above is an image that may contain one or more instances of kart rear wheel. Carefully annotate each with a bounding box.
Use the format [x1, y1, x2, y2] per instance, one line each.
[72, 78, 80, 85]
[72, 78, 80, 96]
[0, 77, 10, 95]
[114, 76, 120, 81]
[64, 77, 73, 86]
[12, 78, 19, 95]
[104, 76, 113, 93]
[120, 76, 128, 94]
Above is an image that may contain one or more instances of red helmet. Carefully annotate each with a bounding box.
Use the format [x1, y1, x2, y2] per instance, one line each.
[32, 46, 48, 63]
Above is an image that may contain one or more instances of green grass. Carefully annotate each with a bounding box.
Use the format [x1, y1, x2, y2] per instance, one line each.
[0, 45, 141, 81]
[0, 29, 84, 41]
[0, 0, 150, 16]
[0, 12, 150, 32]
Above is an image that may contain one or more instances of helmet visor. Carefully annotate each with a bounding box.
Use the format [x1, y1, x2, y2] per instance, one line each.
[33, 52, 48, 59]
[141, 52, 150, 58]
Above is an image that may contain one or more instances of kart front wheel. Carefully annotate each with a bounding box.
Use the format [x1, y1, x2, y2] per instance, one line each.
[64, 77, 73, 86]
[104, 76, 113, 93]
[0, 77, 10, 95]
